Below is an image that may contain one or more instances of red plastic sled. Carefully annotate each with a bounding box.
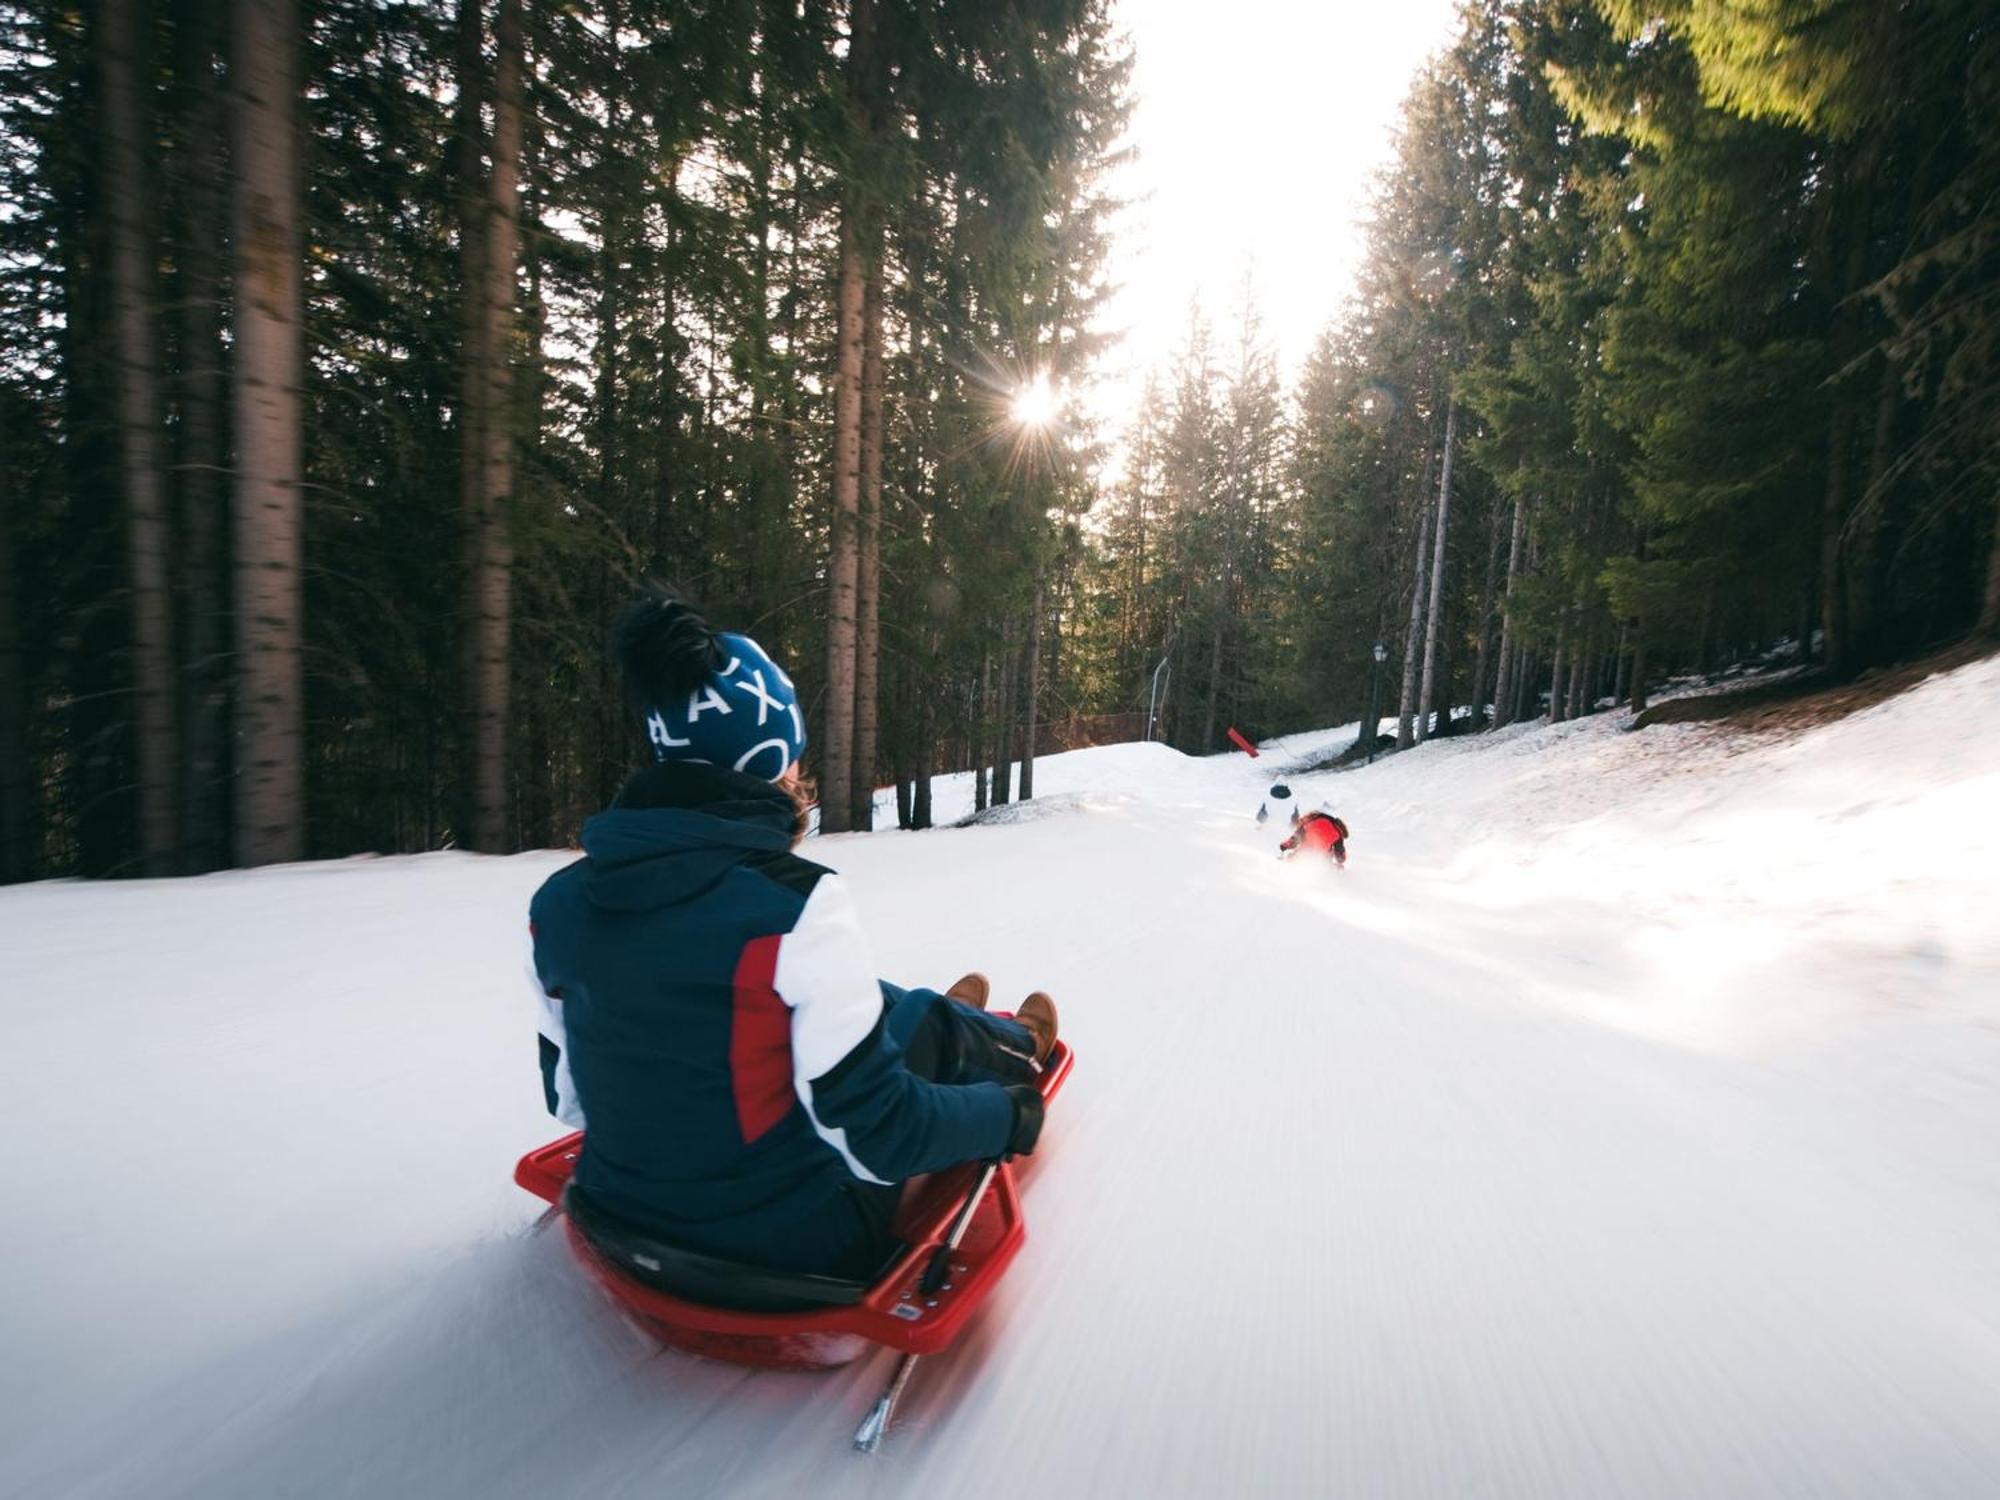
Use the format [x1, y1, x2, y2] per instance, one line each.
[515, 1039, 1073, 1444]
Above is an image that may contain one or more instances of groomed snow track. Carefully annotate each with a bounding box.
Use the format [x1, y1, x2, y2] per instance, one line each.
[4, 658, 1999, 1498]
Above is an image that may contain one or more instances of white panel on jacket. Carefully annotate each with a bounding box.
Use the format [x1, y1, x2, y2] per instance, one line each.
[773, 875, 887, 1080]
[529, 948, 585, 1129]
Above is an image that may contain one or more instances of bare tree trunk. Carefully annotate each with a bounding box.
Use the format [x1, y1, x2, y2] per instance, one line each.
[850, 265, 884, 830]
[972, 656, 990, 813]
[1845, 356, 1898, 658]
[1568, 624, 1595, 718]
[1019, 577, 1042, 800]
[1492, 496, 1526, 728]
[820, 0, 875, 833]
[1565, 627, 1584, 719]
[519, 79, 551, 846]
[456, 0, 488, 471]
[820, 212, 863, 831]
[465, 0, 522, 853]
[592, 37, 627, 811]
[174, 0, 229, 872]
[1547, 611, 1568, 724]
[1982, 494, 2000, 637]
[913, 654, 933, 830]
[1817, 168, 1872, 678]
[1470, 492, 1503, 730]
[991, 619, 1015, 805]
[101, 0, 179, 873]
[1200, 605, 1223, 752]
[1395, 490, 1433, 748]
[1415, 395, 1456, 744]
[454, 0, 490, 842]
[231, 0, 304, 867]
[0, 419, 30, 882]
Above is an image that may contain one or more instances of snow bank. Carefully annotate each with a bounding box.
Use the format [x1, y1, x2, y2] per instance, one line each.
[4, 654, 1998, 1498]
[865, 737, 1238, 830]
[1302, 655, 2000, 1053]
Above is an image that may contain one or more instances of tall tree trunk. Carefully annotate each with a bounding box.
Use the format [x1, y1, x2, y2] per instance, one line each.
[231, 0, 303, 867]
[1492, 496, 1526, 728]
[820, 214, 864, 832]
[850, 263, 884, 830]
[991, 618, 1015, 805]
[1469, 492, 1503, 730]
[1982, 493, 2000, 637]
[585, 0, 627, 811]
[1819, 405, 1855, 675]
[972, 654, 989, 813]
[101, 0, 179, 873]
[1020, 576, 1042, 800]
[1816, 157, 1874, 678]
[62, 83, 129, 876]
[1415, 395, 1456, 744]
[464, 0, 522, 852]
[1547, 611, 1568, 724]
[0, 415, 30, 883]
[1564, 627, 1583, 719]
[1395, 488, 1433, 748]
[455, 0, 489, 839]
[173, 0, 228, 873]
[1847, 354, 1899, 656]
[1568, 622, 1596, 718]
[819, 0, 875, 833]
[913, 647, 934, 830]
[1200, 604, 1224, 752]
[520, 69, 550, 845]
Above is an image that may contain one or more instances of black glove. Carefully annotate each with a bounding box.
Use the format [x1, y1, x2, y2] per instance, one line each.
[1003, 1083, 1045, 1157]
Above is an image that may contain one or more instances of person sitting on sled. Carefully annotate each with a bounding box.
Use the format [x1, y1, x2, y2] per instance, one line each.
[1255, 780, 1299, 827]
[1279, 805, 1349, 867]
[527, 586, 1058, 1282]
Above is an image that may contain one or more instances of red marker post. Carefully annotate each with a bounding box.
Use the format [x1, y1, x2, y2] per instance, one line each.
[1226, 727, 1259, 757]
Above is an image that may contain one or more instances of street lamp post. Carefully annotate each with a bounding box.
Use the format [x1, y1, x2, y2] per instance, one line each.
[1366, 640, 1388, 764]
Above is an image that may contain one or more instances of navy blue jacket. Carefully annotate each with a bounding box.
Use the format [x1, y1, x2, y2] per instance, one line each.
[528, 764, 1015, 1271]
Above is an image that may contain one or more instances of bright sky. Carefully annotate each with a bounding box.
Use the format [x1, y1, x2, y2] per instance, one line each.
[1089, 0, 1465, 438]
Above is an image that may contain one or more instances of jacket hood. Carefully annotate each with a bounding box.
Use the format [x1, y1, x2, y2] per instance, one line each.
[579, 763, 798, 911]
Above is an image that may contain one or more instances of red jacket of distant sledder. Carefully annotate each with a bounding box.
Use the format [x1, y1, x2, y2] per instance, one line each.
[1282, 811, 1348, 856]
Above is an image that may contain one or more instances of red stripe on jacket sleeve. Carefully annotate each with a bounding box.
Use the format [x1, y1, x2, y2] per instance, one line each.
[730, 934, 794, 1143]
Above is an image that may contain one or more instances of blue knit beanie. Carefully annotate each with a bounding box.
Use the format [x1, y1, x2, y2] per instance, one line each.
[642, 631, 806, 780]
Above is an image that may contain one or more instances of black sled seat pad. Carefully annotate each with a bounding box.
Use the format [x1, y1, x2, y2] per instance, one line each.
[562, 1184, 884, 1314]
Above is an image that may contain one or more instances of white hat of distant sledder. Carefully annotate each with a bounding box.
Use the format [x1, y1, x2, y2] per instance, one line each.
[1258, 779, 1300, 826]
[613, 587, 807, 781]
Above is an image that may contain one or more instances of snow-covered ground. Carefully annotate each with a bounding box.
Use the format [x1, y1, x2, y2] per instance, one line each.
[4, 654, 1999, 1498]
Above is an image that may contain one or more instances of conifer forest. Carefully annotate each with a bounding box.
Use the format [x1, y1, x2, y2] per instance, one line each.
[1, 0, 1994, 880]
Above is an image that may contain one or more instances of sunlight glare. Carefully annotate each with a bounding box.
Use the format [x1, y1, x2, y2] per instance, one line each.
[1012, 377, 1059, 428]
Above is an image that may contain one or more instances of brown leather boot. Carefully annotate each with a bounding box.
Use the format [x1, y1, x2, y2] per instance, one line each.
[1015, 992, 1058, 1064]
[945, 972, 990, 1011]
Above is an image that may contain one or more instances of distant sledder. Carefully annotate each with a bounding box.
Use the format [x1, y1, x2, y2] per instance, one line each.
[1280, 806, 1349, 869]
[1255, 780, 1299, 827]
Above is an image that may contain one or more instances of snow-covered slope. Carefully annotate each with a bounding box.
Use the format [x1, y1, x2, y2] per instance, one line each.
[4, 656, 1998, 1498]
